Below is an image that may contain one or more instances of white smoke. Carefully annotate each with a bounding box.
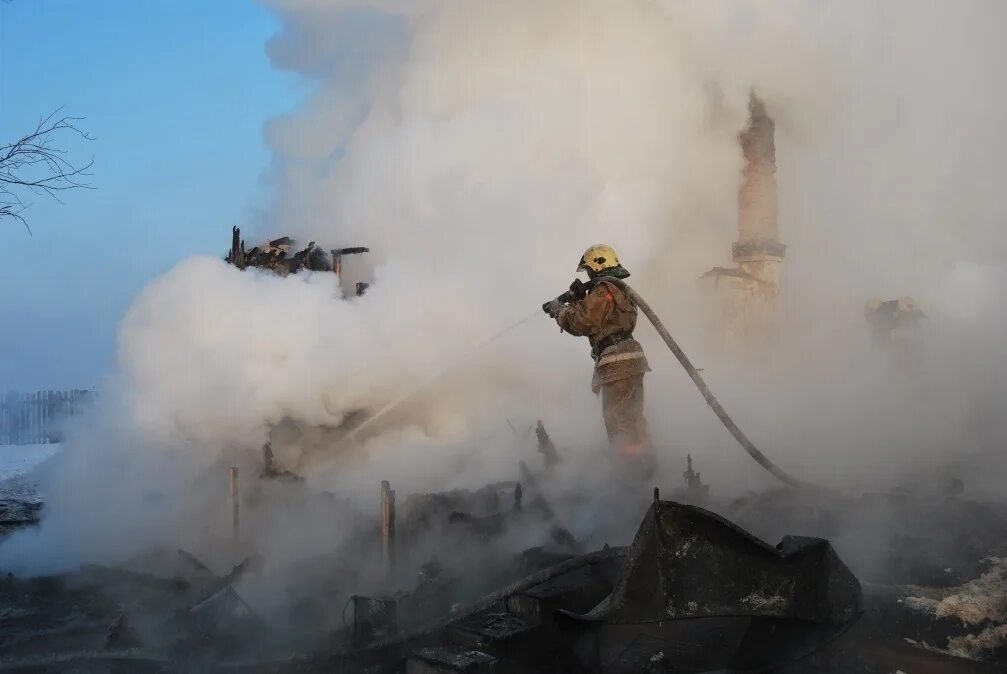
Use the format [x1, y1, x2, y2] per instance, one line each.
[4, 0, 1007, 587]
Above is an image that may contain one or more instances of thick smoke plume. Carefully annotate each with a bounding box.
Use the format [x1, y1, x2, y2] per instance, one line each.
[4, 0, 1007, 601]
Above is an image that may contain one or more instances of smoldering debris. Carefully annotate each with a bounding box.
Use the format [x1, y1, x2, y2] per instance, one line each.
[1, 453, 1005, 672]
[224, 226, 370, 286]
[0, 566, 260, 672]
[312, 493, 863, 674]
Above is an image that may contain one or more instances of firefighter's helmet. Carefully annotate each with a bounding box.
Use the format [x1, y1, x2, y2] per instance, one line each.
[577, 244, 630, 278]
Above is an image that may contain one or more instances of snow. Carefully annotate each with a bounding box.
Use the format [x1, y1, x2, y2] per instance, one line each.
[0, 444, 62, 502]
[904, 557, 1007, 660]
[0, 444, 62, 482]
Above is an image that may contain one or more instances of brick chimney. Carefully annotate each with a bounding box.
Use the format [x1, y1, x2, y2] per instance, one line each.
[732, 93, 786, 291]
[698, 92, 786, 350]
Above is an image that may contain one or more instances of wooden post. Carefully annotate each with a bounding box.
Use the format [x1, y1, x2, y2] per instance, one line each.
[230, 467, 240, 540]
[331, 247, 370, 282]
[229, 226, 240, 265]
[380, 481, 396, 577]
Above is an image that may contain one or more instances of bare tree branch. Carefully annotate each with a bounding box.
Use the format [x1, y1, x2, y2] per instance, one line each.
[0, 107, 95, 233]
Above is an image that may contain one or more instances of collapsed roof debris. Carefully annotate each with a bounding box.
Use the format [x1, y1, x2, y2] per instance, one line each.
[224, 226, 370, 290]
[301, 496, 860, 674]
[534, 420, 560, 468]
[1, 451, 1006, 671]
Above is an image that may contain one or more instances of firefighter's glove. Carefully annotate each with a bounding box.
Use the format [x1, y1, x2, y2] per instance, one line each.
[542, 299, 563, 318]
[568, 278, 588, 301]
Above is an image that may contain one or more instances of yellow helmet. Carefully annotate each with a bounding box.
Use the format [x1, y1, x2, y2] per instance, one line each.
[577, 244, 630, 278]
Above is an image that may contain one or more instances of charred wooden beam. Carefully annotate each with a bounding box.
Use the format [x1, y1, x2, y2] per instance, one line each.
[534, 420, 560, 467]
[229, 467, 240, 540]
[381, 481, 397, 578]
[260, 442, 304, 481]
[184, 556, 254, 612]
[340, 546, 628, 663]
[225, 226, 247, 269]
[682, 453, 710, 505]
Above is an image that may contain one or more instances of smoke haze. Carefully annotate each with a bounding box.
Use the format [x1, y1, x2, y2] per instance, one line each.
[3, 0, 1007, 605]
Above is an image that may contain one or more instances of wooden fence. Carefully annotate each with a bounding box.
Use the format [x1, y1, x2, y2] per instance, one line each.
[0, 390, 96, 445]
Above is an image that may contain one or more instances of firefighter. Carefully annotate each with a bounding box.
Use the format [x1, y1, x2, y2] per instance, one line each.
[543, 244, 653, 477]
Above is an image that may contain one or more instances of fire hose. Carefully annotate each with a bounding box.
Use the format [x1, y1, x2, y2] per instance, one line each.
[338, 279, 806, 489]
[549, 278, 805, 488]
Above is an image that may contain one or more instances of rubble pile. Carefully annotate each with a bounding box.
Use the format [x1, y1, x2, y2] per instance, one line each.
[224, 226, 369, 283]
[240, 236, 332, 275]
[0, 552, 261, 672]
[303, 494, 863, 674]
[1, 448, 1005, 671]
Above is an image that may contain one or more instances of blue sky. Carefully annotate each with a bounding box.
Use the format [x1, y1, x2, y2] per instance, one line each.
[0, 0, 298, 390]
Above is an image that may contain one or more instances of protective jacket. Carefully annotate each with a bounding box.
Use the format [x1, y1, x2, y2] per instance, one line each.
[554, 279, 650, 393]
